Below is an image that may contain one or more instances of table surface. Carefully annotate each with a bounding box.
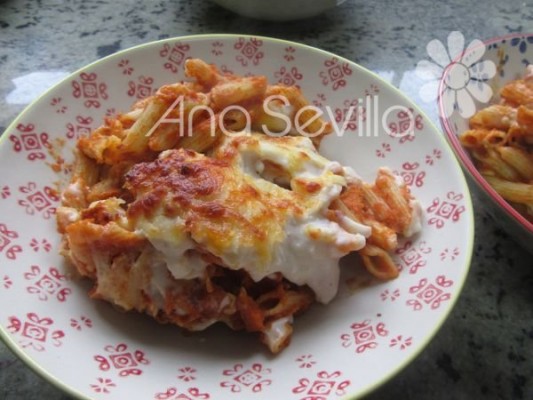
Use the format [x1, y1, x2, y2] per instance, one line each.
[0, 0, 532, 399]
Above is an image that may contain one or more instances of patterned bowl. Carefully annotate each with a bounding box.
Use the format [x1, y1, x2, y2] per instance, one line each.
[0, 34, 474, 399]
[438, 33, 533, 254]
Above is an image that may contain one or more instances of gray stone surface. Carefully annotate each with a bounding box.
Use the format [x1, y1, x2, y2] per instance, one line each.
[0, 0, 532, 399]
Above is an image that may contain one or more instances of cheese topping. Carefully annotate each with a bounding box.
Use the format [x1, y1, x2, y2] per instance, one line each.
[125, 134, 370, 303]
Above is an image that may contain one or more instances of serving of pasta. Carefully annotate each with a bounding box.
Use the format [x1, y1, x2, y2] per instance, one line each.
[459, 65, 533, 223]
[56, 58, 422, 353]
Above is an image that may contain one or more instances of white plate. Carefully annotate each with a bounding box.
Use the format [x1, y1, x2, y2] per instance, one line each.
[0, 35, 474, 400]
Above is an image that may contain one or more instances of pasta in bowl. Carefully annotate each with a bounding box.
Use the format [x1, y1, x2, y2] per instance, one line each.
[0, 35, 473, 400]
[439, 33, 533, 253]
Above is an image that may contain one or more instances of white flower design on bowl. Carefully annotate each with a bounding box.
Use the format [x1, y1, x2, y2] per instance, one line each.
[416, 31, 496, 118]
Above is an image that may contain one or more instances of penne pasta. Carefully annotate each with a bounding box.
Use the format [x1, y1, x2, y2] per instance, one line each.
[373, 169, 412, 233]
[184, 58, 223, 89]
[496, 146, 533, 180]
[459, 129, 492, 148]
[500, 79, 533, 107]
[469, 104, 517, 131]
[210, 76, 267, 109]
[483, 175, 533, 204]
[265, 85, 332, 145]
[460, 65, 533, 221]
[359, 244, 399, 280]
[472, 148, 522, 182]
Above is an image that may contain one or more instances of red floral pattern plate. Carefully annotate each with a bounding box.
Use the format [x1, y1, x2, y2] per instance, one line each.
[0, 35, 474, 400]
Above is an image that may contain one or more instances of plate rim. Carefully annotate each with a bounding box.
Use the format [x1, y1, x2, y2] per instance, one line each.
[0, 33, 475, 400]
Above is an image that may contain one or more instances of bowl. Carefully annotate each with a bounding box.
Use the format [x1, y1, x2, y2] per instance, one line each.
[210, 0, 346, 21]
[439, 33, 533, 254]
[0, 34, 473, 399]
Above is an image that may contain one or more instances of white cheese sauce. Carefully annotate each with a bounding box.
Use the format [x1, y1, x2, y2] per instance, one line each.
[213, 135, 369, 303]
[136, 215, 208, 281]
[129, 135, 422, 306]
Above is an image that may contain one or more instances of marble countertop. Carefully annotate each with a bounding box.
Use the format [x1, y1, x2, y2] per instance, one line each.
[0, 0, 532, 399]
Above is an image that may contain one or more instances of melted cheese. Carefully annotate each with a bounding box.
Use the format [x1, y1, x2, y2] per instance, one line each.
[135, 214, 208, 281]
[125, 134, 370, 304]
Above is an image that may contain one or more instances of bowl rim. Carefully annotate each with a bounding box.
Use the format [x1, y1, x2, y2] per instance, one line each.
[438, 32, 533, 234]
[0, 33, 475, 400]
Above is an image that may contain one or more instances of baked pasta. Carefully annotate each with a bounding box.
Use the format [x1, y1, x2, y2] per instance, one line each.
[57, 59, 422, 353]
[459, 65, 533, 222]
